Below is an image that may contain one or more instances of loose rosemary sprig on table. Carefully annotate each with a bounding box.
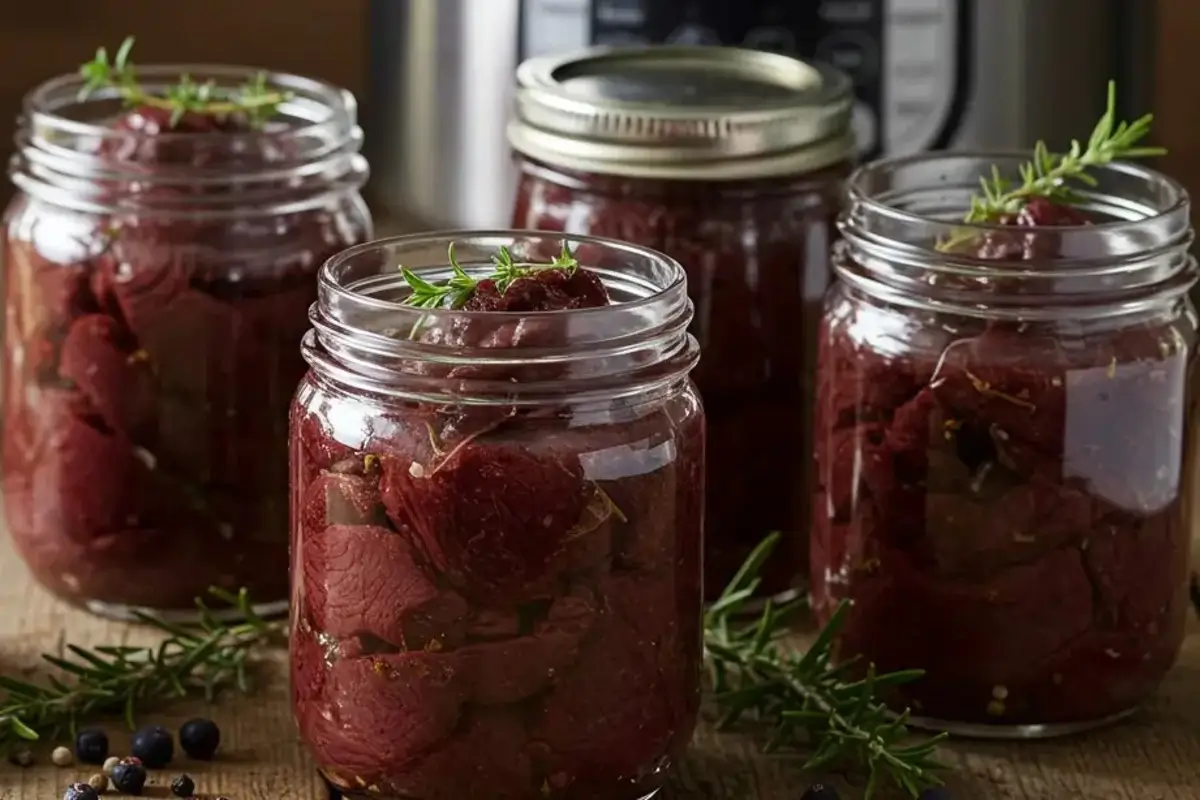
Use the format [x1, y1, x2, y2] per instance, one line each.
[0, 588, 282, 755]
[704, 534, 947, 799]
[78, 36, 292, 127]
[401, 242, 580, 309]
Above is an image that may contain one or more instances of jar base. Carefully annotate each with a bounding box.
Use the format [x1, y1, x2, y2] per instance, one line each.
[906, 705, 1138, 740]
[84, 597, 289, 624]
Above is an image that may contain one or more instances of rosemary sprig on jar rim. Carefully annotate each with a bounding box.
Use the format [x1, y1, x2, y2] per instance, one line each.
[0, 588, 282, 755]
[400, 242, 580, 309]
[704, 533, 948, 799]
[77, 36, 293, 127]
[938, 81, 1164, 252]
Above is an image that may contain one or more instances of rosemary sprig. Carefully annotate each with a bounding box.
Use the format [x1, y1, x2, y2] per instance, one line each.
[0, 587, 282, 756]
[705, 534, 947, 799]
[401, 242, 580, 309]
[963, 81, 1162, 223]
[78, 37, 292, 127]
[938, 81, 1163, 253]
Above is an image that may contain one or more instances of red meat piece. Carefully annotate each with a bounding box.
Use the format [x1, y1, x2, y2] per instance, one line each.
[531, 577, 695, 791]
[301, 470, 389, 532]
[380, 441, 592, 604]
[453, 588, 597, 705]
[303, 524, 468, 650]
[384, 708, 534, 800]
[123, 288, 240, 399]
[23, 415, 155, 543]
[58, 314, 155, 435]
[298, 651, 466, 780]
[31, 261, 97, 324]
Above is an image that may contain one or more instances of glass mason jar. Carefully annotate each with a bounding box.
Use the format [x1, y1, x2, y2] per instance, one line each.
[811, 153, 1197, 737]
[509, 45, 853, 602]
[2, 65, 372, 618]
[290, 232, 705, 799]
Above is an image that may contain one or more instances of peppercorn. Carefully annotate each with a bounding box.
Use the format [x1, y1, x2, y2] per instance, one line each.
[171, 773, 196, 797]
[102, 755, 121, 775]
[919, 789, 953, 800]
[131, 724, 174, 768]
[52, 745, 75, 766]
[178, 717, 220, 760]
[87, 773, 108, 793]
[110, 757, 148, 795]
[9, 748, 33, 767]
[801, 784, 840, 800]
[62, 782, 99, 800]
[75, 728, 109, 764]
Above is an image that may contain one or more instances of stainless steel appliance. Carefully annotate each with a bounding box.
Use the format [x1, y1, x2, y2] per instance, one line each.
[367, 0, 1156, 229]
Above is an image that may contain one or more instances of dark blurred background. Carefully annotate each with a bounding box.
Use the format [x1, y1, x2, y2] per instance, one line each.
[0, 0, 1197, 228]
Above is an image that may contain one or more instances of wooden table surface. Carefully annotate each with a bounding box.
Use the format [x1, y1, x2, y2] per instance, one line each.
[0, 529, 1198, 800]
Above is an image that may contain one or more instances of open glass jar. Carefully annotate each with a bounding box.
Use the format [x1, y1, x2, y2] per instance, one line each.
[290, 232, 704, 799]
[509, 45, 853, 601]
[2, 64, 371, 618]
[811, 153, 1197, 737]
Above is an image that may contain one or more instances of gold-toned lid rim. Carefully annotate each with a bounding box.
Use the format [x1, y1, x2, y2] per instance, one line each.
[509, 45, 856, 180]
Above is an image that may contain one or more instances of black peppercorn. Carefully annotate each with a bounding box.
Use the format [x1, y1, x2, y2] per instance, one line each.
[110, 757, 148, 795]
[171, 773, 196, 797]
[801, 784, 840, 800]
[74, 728, 109, 765]
[131, 724, 174, 768]
[178, 717, 221, 760]
[62, 783, 99, 800]
[919, 789, 953, 800]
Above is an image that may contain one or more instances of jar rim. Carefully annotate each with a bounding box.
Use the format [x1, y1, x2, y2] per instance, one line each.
[846, 150, 1191, 241]
[319, 229, 688, 320]
[10, 63, 367, 216]
[835, 151, 1198, 320]
[509, 44, 855, 181]
[23, 63, 357, 147]
[307, 230, 699, 405]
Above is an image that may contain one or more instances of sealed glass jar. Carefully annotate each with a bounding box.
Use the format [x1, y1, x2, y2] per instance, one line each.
[2, 63, 371, 617]
[509, 45, 853, 601]
[290, 231, 704, 799]
[811, 153, 1197, 737]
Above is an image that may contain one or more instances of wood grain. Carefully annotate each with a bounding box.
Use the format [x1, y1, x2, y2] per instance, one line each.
[0, 522, 1199, 799]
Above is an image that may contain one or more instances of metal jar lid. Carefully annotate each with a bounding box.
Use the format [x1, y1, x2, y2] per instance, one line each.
[508, 45, 855, 181]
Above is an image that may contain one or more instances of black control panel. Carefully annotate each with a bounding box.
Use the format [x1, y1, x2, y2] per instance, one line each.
[518, 0, 971, 159]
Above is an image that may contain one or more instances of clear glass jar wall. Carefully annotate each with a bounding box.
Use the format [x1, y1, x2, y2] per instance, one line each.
[811, 153, 1197, 737]
[2, 64, 372, 617]
[509, 45, 854, 600]
[290, 232, 705, 799]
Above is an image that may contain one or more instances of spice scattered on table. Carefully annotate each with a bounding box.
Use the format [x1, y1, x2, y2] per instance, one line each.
[102, 755, 121, 774]
[131, 724, 174, 768]
[9, 747, 33, 766]
[919, 788, 953, 799]
[52, 744, 75, 766]
[171, 773, 196, 797]
[76, 728, 109, 764]
[0, 588, 276, 753]
[87, 772, 109, 793]
[178, 717, 221, 760]
[62, 782, 100, 800]
[110, 756, 148, 795]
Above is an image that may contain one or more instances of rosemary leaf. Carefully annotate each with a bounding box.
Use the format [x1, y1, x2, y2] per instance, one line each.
[77, 37, 291, 129]
[0, 587, 282, 756]
[704, 534, 949, 799]
[399, 241, 581, 310]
